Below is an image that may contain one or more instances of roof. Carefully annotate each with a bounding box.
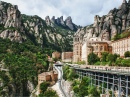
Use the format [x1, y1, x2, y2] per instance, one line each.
[38, 71, 57, 76]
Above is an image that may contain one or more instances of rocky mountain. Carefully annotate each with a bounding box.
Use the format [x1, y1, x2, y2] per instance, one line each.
[75, 0, 130, 41]
[0, 1, 79, 52]
[45, 15, 79, 31]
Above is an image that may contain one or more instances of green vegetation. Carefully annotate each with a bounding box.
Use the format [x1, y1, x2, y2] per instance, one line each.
[124, 51, 130, 58]
[115, 58, 130, 66]
[94, 51, 130, 66]
[39, 82, 50, 93]
[74, 61, 86, 65]
[63, 65, 101, 96]
[63, 65, 78, 81]
[72, 77, 100, 97]
[94, 53, 119, 66]
[0, 38, 51, 96]
[88, 52, 100, 65]
[38, 82, 58, 97]
[113, 30, 130, 41]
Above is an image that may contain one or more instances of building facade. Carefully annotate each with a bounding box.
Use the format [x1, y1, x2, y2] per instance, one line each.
[73, 36, 82, 63]
[38, 71, 58, 86]
[62, 52, 73, 62]
[111, 36, 130, 57]
[81, 40, 112, 64]
[52, 51, 61, 59]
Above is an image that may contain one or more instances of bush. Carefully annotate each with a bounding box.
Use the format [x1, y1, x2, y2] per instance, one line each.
[94, 61, 101, 65]
[40, 82, 50, 93]
[88, 85, 100, 97]
[124, 51, 130, 58]
[101, 52, 109, 62]
[43, 89, 58, 97]
[121, 59, 130, 67]
[88, 53, 99, 65]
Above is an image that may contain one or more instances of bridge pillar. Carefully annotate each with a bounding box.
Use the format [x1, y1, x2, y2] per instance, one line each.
[98, 73, 99, 86]
[107, 74, 109, 95]
[95, 72, 96, 86]
[126, 76, 128, 97]
[102, 73, 104, 94]
[118, 75, 121, 97]
[112, 75, 114, 97]
[91, 73, 92, 86]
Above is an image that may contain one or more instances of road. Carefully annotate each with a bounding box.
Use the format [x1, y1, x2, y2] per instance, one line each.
[54, 65, 67, 97]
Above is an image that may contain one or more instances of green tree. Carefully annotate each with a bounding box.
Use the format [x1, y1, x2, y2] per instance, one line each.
[113, 34, 121, 40]
[88, 85, 100, 97]
[101, 52, 109, 62]
[73, 86, 79, 93]
[113, 53, 119, 62]
[43, 89, 58, 97]
[40, 82, 50, 93]
[124, 51, 130, 58]
[107, 54, 114, 63]
[77, 77, 90, 97]
[88, 53, 99, 65]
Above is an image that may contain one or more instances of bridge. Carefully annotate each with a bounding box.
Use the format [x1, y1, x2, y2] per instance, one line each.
[74, 67, 130, 97]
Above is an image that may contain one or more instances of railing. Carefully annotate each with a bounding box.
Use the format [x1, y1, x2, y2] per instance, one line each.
[85, 65, 130, 73]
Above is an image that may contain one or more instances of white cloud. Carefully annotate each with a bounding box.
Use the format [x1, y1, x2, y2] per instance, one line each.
[2, 0, 126, 26]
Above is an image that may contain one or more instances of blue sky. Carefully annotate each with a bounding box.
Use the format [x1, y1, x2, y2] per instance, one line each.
[3, 0, 127, 26]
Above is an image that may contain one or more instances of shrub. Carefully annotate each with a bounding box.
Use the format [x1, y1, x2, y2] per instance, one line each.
[40, 82, 50, 93]
[124, 51, 130, 58]
[101, 52, 109, 62]
[94, 61, 101, 65]
[43, 89, 58, 97]
[88, 53, 100, 65]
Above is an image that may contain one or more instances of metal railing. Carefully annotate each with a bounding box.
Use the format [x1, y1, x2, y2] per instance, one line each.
[85, 65, 130, 73]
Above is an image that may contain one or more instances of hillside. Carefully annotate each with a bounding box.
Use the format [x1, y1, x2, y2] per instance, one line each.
[0, 37, 51, 96]
[0, 1, 79, 52]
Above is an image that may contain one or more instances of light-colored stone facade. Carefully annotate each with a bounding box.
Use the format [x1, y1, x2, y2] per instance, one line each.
[73, 36, 82, 63]
[62, 52, 73, 62]
[111, 36, 130, 57]
[38, 71, 58, 94]
[81, 40, 112, 64]
[52, 51, 61, 59]
[38, 71, 58, 86]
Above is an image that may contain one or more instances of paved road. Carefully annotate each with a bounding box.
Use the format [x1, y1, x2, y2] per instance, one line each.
[54, 65, 67, 97]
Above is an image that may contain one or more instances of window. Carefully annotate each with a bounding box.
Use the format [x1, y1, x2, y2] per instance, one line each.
[100, 46, 103, 51]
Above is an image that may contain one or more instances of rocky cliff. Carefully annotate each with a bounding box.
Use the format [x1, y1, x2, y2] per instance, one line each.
[45, 15, 79, 31]
[75, 0, 130, 41]
[0, 1, 79, 52]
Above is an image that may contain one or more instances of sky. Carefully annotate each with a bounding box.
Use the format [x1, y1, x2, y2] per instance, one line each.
[2, 0, 128, 26]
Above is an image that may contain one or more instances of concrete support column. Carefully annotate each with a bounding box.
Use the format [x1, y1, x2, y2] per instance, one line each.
[118, 76, 121, 97]
[107, 74, 109, 94]
[98, 73, 100, 86]
[112, 75, 114, 97]
[95, 72, 96, 86]
[91, 73, 92, 86]
[126, 76, 128, 97]
[102, 73, 104, 94]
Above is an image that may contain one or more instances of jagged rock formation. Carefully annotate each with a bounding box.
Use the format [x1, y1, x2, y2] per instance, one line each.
[45, 15, 79, 31]
[0, 1, 79, 52]
[75, 0, 130, 41]
[0, 1, 23, 42]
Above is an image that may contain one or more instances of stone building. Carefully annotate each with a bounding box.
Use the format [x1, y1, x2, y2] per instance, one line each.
[38, 71, 58, 86]
[111, 36, 130, 57]
[73, 34, 83, 63]
[62, 52, 73, 62]
[52, 51, 61, 59]
[81, 39, 112, 64]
